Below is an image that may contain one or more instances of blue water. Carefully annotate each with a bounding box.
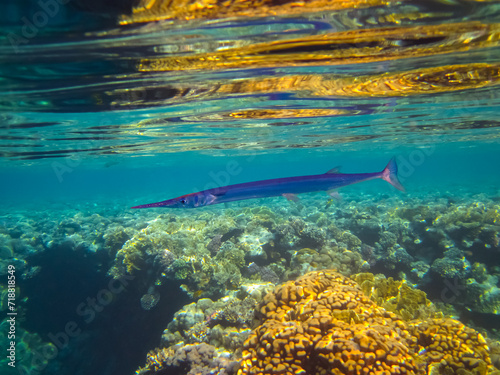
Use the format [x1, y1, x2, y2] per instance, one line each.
[2, 145, 500, 211]
[1, 1, 500, 375]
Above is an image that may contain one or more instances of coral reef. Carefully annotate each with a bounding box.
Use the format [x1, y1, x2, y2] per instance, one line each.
[0, 318, 56, 375]
[165, 282, 272, 347]
[335, 198, 500, 316]
[161, 290, 265, 351]
[431, 248, 471, 279]
[136, 281, 275, 374]
[92, 194, 500, 318]
[289, 245, 368, 277]
[102, 204, 375, 305]
[140, 287, 161, 310]
[409, 318, 492, 375]
[239, 269, 418, 375]
[136, 343, 239, 375]
[3, 194, 500, 375]
[353, 272, 440, 321]
[238, 270, 494, 375]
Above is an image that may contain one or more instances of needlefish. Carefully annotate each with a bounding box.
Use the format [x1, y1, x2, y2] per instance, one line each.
[131, 158, 404, 209]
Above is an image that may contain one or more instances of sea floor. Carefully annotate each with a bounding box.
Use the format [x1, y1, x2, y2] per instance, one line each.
[1, 191, 500, 374]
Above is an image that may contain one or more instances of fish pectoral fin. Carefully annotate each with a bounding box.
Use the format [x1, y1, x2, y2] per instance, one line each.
[325, 166, 342, 174]
[283, 193, 300, 202]
[206, 194, 218, 205]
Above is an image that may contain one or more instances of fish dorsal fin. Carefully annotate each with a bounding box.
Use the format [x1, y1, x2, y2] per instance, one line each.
[325, 166, 341, 174]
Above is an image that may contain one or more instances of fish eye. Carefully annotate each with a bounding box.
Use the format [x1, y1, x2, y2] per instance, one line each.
[179, 198, 186, 204]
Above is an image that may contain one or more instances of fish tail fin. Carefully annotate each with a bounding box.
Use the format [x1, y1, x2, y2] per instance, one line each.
[381, 157, 405, 192]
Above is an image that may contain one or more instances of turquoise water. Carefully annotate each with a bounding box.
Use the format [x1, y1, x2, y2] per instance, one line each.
[1, 1, 500, 375]
[1, 146, 500, 210]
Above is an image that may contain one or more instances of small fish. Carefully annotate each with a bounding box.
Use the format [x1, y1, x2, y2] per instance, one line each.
[325, 198, 334, 209]
[131, 158, 404, 209]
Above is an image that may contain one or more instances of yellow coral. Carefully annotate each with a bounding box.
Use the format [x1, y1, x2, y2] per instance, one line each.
[238, 270, 494, 375]
[119, 234, 151, 273]
[239, 270, 418, 375]
[409, 318, 493, 375]
[354, 273, 439, 321]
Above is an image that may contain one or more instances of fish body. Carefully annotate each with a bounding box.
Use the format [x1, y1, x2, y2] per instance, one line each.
[131, 158, 404, 209]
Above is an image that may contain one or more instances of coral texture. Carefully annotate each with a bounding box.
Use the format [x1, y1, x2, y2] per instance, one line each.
[353, 272, 439, 321]
[162, 293, 264, 351]
[136, 343, 238, 375]
[238, 270, 494, 375]
[239, 269, 418, 375]
[409, 318, 492, 375]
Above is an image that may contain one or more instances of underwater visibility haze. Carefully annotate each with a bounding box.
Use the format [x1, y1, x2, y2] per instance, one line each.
[1, 1, 500, 375]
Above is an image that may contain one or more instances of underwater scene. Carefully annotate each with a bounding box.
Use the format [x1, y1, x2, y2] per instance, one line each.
[2, 0, 500, 375]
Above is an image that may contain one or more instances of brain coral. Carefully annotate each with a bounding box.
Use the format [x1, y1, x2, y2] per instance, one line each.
[409, 318, 492, 375]
[238, 270, 494, 375]
[239, 270, 418, 375]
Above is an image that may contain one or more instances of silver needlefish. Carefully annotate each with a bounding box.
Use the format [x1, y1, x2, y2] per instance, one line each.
[131, 158, 404, 209]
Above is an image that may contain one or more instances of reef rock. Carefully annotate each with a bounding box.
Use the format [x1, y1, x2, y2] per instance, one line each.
[136, 342, 238, 375]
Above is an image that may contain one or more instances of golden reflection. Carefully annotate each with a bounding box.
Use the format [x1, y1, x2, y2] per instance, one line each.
[121, 0, 394, 24]
[138, 22, 500, 72]
[212, 63, 500, 97]
[100, 1, 500, 156]
[110, 63, 500, 107]
[186, 108, 352, 120]
[324, 64, 500, 96]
